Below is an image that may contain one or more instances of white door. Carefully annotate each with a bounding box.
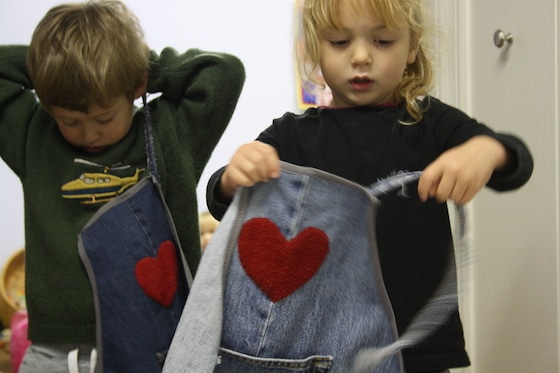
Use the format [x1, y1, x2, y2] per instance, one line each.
[459, 0, 559, 372]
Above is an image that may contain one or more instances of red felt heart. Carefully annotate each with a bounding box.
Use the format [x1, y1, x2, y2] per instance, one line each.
[238, 218, 329, 303]
[135, 240, 178, 307]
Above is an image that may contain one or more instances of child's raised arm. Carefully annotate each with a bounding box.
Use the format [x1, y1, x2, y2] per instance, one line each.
[146, 47, 245, 179]
[0, 45, 38, 176]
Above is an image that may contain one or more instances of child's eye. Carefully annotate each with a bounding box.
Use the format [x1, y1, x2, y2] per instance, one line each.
[330, 40, 349, 47]
[97, 117, 113, 124]
[374, 39, 395, 46]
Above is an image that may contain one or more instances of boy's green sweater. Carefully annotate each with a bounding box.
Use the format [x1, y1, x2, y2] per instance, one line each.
[0, 45, 245, 343]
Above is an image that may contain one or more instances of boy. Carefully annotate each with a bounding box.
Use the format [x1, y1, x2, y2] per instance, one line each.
[0, 0, 244, 370]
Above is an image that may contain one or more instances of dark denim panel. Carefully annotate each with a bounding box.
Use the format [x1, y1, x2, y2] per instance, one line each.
[79, 175, 189, 373]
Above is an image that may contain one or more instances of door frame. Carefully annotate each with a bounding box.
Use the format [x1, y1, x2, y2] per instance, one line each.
[431, 1, 474, 371]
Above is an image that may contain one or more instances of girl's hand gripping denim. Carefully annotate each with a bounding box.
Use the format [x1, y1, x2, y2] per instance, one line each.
[164, 162, 459, 373]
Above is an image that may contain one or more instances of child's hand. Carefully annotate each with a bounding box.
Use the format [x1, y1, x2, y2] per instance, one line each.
[418, 136, 509, 205]
[219, 141, 281, 198]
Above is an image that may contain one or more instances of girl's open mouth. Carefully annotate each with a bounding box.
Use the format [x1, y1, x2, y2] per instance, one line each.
[350, 77, 373, 91]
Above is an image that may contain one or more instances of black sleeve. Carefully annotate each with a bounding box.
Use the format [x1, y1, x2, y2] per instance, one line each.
[487, 132, 534, 191]
[427, 98, 534, 192]
[206, 166, 230, 220]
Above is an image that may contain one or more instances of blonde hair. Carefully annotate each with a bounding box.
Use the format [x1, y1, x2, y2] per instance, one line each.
[297, 0, 433, 122]
[27, 0, 150, 113]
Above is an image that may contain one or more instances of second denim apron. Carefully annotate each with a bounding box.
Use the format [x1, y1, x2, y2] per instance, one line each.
[163, 162, 461, 373]
[78, 104, 192, 373]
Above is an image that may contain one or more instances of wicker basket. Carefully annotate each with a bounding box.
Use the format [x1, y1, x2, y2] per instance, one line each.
[0, 249, 26, 329]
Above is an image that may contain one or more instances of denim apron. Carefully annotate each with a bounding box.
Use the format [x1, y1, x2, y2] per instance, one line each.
[78, 104, 192, 373]
[163, 162, 460, 373]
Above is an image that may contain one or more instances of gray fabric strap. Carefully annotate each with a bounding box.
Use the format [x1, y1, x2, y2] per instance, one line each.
[354, 172, 464, 372]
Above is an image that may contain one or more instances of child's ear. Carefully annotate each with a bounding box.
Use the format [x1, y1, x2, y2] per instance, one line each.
[134, 72, 149, 99]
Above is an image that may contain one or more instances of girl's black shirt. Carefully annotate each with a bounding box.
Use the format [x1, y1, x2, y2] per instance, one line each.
[207, 97, 533, 372]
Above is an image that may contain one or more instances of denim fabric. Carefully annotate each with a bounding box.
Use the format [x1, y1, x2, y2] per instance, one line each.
[78, 174, 191, 373]
[166, 164, 424, 373]
[216, 165, 405, 373]
[164, 163, 459, 373]
[163, 186, 241, 373]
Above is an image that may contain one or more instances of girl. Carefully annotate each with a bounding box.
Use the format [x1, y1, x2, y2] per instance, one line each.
[206, 0, 533, 372]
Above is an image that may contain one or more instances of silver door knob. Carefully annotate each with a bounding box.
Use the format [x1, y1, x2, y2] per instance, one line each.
[494, 30, 513, 48]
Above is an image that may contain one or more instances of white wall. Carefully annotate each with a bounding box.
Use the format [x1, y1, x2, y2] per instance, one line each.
[0, 0, 300, 266]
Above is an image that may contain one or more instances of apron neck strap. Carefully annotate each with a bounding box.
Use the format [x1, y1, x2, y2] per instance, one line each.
[141, 96, 160, 182]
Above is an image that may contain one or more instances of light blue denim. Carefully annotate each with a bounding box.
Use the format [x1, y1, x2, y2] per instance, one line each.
[164, 163, 458, 373]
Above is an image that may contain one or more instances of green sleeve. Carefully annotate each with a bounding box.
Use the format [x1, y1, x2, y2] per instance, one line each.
[147, 47, 246, 179]
[0, 45, 40, 177]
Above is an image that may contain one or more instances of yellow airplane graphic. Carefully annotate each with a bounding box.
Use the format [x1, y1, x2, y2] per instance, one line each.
[61, 168, 144, 205]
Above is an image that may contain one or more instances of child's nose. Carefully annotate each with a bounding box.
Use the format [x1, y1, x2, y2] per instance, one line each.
[82, 125, 101, 144]
[351, 42, 372, 65]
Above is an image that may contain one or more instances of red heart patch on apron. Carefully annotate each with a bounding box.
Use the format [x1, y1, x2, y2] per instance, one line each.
[135, 240, 178, 307]
[238, 217, 329, 302]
